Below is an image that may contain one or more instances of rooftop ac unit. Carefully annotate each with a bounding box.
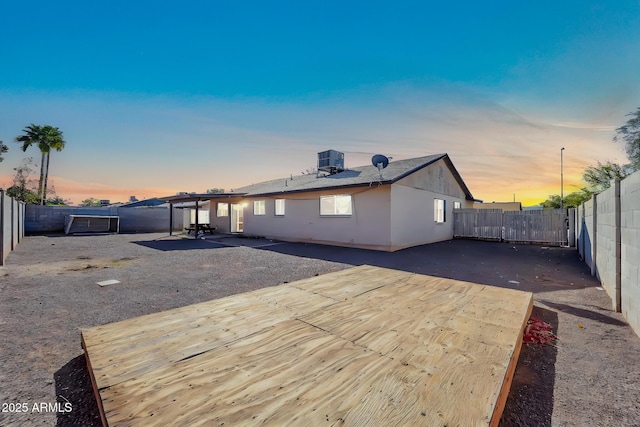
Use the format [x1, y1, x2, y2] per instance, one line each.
[317, 150, 344, 174]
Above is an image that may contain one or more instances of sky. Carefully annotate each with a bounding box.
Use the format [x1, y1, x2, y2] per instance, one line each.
[1, 1, 638, 206]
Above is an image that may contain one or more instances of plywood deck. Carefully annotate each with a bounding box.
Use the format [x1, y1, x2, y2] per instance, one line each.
[81, 265, 533, 427]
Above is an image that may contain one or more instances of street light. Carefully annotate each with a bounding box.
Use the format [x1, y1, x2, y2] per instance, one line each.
[561, 147, 565, 209]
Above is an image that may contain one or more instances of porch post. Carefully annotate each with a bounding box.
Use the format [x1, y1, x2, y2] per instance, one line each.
[194, 199, 199, 239]
[169, 202, 173, 236]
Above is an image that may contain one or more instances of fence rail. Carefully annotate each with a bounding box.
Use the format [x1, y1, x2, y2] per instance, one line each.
[454, 209, 568, 246]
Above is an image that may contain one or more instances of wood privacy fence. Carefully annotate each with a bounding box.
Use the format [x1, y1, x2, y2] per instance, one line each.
[454, 209, 569, 246]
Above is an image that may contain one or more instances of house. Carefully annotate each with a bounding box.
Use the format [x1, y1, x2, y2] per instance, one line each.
[163, 153, 475, 252]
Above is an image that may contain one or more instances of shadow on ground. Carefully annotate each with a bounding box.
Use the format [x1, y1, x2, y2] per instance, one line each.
[134, 239, 227, 251]
[538, 300, 626, 326]
[258, 238, 598, 294]
[55, 355, 101, 427]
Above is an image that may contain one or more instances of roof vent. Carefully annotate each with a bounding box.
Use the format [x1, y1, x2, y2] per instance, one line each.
[317, 150, 344, 175]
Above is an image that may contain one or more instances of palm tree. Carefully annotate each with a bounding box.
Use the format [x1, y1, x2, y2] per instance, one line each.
[15, 124, 66, 205]
[41, 126, 66, 203]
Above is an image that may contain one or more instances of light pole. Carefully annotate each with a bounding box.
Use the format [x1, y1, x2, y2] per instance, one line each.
[560, 147, 565, 209]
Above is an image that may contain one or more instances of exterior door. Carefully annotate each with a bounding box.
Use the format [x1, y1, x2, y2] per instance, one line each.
[231, 204, 244, 233]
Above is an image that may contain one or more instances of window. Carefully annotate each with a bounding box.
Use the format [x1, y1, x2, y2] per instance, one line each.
[190, 209, 210, 224]
[434, 199, 446, 223]
[320, 195, 352, 216]
[453, 201, 461, 210]
[275, 199, 285, 216]
[216, 203, 229, 217]
[253, 200, 265, 215]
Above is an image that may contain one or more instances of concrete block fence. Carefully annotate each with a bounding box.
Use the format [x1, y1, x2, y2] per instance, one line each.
[577, 169, 640, 336]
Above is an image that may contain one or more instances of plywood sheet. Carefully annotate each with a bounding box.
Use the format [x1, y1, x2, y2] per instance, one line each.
[82, 265, 533, 427]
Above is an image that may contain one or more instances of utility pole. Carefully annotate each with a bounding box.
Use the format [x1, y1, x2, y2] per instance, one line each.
[561, 147, 565, 209]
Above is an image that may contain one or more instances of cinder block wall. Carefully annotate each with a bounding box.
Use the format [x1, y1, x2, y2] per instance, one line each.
[621, 171, 640, 334]
[0, 191, 25, 266]
[579, 169, 640, 337]
[25, 205, 183, 234]
[1, 191, 12, 265]
[118, 207, 183, 232]
[595, 185, 618, 307]
[579, 199, 595, 273]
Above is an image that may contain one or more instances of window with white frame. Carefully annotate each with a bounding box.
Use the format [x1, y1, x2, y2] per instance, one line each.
[320, 194, 352, 216]
[453, 201, 461, 210]
[190, 209, 210, 224]
[434, 199, 446, 223]
[275, 199, 285, 216]
[253, 200, 265, 215]
[217, 202, 229, 217]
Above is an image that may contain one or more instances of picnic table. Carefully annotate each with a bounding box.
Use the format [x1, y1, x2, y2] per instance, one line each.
[185, 224, 216, 235]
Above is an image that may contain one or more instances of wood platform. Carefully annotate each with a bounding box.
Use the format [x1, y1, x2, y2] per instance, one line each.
[81, 265, 533, 426]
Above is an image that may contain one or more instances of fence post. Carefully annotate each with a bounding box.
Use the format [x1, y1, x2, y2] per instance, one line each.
[592, 195, 597, 277]
[568, 208, 576, 247]
[0, 190, 4, 266]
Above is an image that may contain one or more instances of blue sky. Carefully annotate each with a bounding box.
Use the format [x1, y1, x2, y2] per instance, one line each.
[1, 1, 638, 205]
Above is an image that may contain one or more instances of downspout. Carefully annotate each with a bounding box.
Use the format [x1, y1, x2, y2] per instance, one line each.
[615, 179, 622, 312]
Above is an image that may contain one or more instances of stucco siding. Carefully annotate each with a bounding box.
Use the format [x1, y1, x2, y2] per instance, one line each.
[243, 186, 392, 250]
[390, 184, 463, 249]
[209, 198, 245, 233]
[394, 158, 467, 199]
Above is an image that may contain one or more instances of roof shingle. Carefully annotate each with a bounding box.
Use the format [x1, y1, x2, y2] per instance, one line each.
[234, 153, 472, 200]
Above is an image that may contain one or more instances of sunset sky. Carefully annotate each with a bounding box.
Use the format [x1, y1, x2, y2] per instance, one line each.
[1, 1, 638, 206]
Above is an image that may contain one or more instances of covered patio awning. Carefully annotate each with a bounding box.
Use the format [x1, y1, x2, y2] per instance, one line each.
[158, 193, 247, 237]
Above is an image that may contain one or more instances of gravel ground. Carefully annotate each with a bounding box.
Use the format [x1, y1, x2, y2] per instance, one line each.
[1, 233, 639, 426]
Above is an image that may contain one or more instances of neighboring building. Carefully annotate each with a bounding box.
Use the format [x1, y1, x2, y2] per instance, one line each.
[164, 153, 475, 252]
[472, 202, 522, 211]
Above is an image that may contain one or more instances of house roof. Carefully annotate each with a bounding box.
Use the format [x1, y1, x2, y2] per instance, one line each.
[159, 193, 246, 204]
[235, 153, 475, 200]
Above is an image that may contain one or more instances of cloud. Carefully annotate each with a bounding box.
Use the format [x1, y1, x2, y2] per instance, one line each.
[0, 84, 632, 206]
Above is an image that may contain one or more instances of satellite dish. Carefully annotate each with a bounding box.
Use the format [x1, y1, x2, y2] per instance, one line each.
[371, 154, 389, 169]
[372, 154, 389, 180]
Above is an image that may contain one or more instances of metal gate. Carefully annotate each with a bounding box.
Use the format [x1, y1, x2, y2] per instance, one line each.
[454, 209, 568, 246]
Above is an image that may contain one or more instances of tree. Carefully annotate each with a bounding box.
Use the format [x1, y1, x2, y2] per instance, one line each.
[583, 161, 632, 192]
[79, 198, 102, 207]
[564, 189, 593, 207]
[0, 140, 7, 162]
[5, 158, 40, 204]
[540, 189, 592, 209]
[614, 107, 640, 167]
[540, 195, 562, 209]
[15, 124, 66, 205]
[206, 188, 225, 194]
[47, 195, 69, 206]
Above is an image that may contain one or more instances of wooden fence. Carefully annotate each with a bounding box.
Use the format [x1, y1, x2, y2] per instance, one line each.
[454, 209, 568, 246]
[453, 209, 502, 240]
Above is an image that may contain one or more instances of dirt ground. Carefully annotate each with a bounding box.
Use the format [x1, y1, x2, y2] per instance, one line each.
[1, 233, 639, 426]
